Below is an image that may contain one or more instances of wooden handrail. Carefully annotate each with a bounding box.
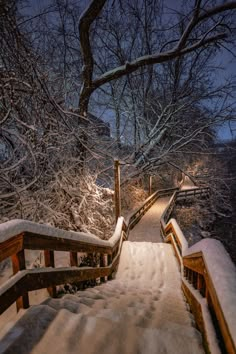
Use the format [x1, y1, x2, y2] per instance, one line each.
[176, 187, 210, 200]
[160, 187, 210, 233]
[0, 217, 126, 314]
[0, 230, 127, 314]
[161, 186, 236, 354]
[183, 241, 236, 354]
[126, 187, 178, 232]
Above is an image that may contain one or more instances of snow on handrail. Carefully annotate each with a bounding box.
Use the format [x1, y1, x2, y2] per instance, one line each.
[109, 216, 125, 246]
[184, 239, 236, 352]
[0, 216, 127, 314]
[165, 218, 188, 254]
[0, 219, 108, 246]
[161, 187, 236, 354]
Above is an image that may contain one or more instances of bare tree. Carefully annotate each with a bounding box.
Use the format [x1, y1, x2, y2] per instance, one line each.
[79, 0, 236, 118]
[0, 1, 91, 219]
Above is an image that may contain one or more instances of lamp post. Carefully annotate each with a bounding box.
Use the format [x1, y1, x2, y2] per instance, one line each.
[114, 159, 121, 222]
[149, 175, 152, 196]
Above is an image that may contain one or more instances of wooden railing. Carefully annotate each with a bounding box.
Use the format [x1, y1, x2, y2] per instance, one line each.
[161, 187, 236, 354]
[176, 187, 210, 201]
[126, 187, 178, 232]
[0, 217, 128, 314]
[161, 187, 210, 227]
[0, 185, 178, 315]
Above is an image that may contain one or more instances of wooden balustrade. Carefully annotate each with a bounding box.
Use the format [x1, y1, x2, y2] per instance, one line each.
[176, 187, 210, 201]
[0, 218, 127, 314]
[160, 187, 210, 239]
[182, 246, 236, 354]
[161, 186, 236, 354]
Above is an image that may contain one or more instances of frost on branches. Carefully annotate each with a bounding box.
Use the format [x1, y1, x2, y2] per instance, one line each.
[0, 171, 114, 240]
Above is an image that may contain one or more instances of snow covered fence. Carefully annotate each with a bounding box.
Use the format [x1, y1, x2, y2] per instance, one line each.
[183, 239, 236, 354]
[0, 217, 127, 314]
[160, 188, 236, 354]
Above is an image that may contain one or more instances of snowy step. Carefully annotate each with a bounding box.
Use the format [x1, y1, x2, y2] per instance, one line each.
[0, 241, 205, 354]
[0, 305, 57, 354]
[43, 295, 91, 314]
[31, 310, 203, 354]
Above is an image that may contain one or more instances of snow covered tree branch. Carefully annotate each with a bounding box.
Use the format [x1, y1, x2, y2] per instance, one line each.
[78, 0, 236, 118]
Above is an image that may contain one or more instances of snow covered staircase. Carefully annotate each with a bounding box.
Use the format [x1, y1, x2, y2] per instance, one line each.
[0, 242, 204, 354]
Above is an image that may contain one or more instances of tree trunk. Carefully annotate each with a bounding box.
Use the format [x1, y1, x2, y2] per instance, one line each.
[77, 88, 94, 166]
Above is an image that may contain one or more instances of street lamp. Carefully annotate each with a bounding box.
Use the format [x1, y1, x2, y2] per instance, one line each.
[114, 159, 121, 222]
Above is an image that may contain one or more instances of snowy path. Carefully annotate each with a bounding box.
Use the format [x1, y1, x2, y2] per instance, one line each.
[0, 242, 204, 354]
[129, 196, 170, 242]
[180, 176, 197, 190]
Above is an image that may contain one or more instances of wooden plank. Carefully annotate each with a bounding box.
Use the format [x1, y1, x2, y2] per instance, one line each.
[100, 254, 106, 282]
[165, 234, 182, 267]
[165, 223, 182, 251]
[11, 249, 29, 311]
[44, 250, 56, 297]
[0, 233, 24, 262]
[197, 273, 205, 296]
[23, 232, 112, 254]
[26, 267, 111, 289]
[0, 271, 28, 314]
[44, 250, 55, 267]
[182, 280, 210, 354]
[70, 252, 78, 266]
[193, 271, 198, 288]
[11, 250, 25, 274]
[183, 255, 205, 275]
[107, 254, 112, 280]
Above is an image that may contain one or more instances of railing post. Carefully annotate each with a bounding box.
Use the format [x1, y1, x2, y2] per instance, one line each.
[11, 249, 29, 311]
[44, 250, 57, 297]
[114, 159, 121, 222]
[108, 254, 113, 280]
[70, 252, 78, 266]
[100, 253, 106, 283]
[149, 175, 152, 196]
[197, 273, 204, 296]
